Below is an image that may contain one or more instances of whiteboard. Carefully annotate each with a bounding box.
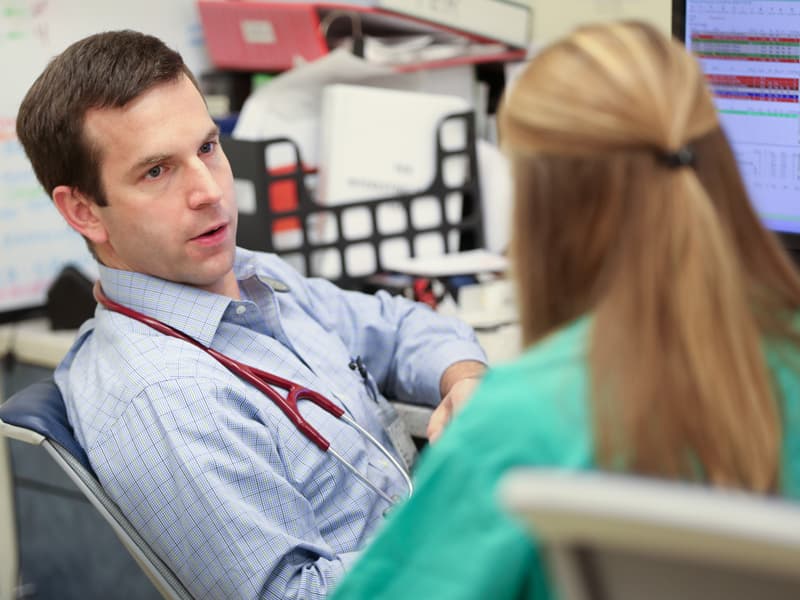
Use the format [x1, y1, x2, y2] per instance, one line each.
[0, 0, 211, 316]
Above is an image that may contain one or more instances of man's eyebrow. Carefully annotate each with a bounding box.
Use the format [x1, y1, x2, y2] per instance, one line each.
[127, 126, 221, 177]
[129, 152, 172, 176]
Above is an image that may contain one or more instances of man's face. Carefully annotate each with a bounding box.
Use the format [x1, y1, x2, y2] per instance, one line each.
[84, 74, 239, 297]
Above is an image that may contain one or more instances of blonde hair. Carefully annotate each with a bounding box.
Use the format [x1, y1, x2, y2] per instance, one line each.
[499, 21, 800, 492]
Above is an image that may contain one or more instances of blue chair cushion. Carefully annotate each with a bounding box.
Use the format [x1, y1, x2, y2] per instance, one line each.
[0, 378, 94, 474]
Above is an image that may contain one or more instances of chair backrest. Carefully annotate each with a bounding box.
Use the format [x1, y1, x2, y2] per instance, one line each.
[0, 379, 195, 600]
[499, 469, 800, 600]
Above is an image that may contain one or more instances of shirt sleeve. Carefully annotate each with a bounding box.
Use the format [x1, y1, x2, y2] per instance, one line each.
[329, 341, 597, 600]
[329, 371, 554, 600]
[89, 375, 361, 600]
[277, 267, 487, 407]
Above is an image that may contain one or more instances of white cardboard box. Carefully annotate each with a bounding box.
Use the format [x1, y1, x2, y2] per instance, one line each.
[315, 84, 471, 278]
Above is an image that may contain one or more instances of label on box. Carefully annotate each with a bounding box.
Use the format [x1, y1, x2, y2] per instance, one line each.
[240, 19, 276, 45]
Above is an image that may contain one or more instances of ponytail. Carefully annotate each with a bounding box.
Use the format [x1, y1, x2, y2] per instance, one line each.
[500, 21, 800, 493]
[591, 155, 780, 492]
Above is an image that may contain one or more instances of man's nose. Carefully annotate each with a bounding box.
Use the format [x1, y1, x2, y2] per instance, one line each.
[186, 158, 223, 209]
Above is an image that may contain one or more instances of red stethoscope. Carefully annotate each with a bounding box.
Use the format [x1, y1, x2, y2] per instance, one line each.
[94, 284, 413, 506]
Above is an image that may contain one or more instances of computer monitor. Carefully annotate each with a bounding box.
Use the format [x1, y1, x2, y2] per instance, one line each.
[673, 0, 800, 253]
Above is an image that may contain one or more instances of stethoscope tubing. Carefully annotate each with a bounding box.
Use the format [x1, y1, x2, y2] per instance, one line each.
[335, 414, 413, 504]
[94, 284, 412, 504]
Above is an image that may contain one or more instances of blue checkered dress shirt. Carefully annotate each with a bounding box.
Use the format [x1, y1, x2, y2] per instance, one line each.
[55, 247, 485, 600]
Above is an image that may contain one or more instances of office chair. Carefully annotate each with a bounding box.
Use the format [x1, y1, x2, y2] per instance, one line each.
[499, 469, 800, 600]
[0, 379, 194, 600]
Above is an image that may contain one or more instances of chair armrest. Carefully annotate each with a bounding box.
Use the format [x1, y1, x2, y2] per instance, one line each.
[390, 401, 433, 439]
[0, 421, 45, 445]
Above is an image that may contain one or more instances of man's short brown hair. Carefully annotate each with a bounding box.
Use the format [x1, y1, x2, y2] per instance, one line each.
[16, 30, 200, 206]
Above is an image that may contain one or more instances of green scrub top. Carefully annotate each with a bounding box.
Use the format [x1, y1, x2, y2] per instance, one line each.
[331, 316, 800, 600]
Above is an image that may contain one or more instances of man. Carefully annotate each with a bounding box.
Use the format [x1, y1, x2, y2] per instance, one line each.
[16, 30, 486, 600]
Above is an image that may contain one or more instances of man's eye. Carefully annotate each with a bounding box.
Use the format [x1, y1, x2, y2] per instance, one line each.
[146, 165, 162, 179]
[200, 141, 215, 154]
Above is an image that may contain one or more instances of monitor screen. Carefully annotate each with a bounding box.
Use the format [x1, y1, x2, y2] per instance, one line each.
[673, 0, 800, 247]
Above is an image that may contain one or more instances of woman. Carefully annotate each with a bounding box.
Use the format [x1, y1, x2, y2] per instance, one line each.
[331, 21, 800, 599]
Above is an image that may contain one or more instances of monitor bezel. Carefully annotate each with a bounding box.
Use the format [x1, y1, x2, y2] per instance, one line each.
[672, 0, 686, 41]
[671, 0, 800, 252]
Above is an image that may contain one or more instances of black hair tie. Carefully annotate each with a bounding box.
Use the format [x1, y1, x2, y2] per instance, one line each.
[660, 146, 695, 169]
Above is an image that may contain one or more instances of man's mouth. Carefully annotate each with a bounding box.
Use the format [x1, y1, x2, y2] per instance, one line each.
[192, 223, 227, 243]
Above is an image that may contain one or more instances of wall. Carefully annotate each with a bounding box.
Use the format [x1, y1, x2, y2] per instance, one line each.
[0, 3, 211, 596]
[0, 0, 210, 316]
[526, 0, 671, 44]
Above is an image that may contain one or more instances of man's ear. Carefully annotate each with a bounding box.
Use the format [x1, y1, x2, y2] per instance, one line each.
[52, 185, 109, 245]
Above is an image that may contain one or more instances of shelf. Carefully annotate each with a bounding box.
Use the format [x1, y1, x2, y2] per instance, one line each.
[198, 1, 528, 72]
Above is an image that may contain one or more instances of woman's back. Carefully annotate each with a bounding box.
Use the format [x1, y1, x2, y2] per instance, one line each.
[465, 318, 800, 499]
[331, 317, 800, 599]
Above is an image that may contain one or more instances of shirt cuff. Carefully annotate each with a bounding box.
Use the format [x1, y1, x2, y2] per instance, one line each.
[414, 340, 488, 408]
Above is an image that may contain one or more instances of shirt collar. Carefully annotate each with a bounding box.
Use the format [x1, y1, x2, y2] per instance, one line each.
[234, 247, 292, 293]
[96, 248, 290, 346]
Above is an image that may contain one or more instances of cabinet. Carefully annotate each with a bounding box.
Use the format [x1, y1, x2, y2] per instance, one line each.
[197, 1, 530, 72]
[196, 1, 522, 287]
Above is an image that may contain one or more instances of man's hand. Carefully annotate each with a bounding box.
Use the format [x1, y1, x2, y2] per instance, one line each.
[427, 360, 486, 443]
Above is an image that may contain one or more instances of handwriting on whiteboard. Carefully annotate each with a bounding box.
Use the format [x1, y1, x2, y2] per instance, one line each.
[0, 0, 50, 46]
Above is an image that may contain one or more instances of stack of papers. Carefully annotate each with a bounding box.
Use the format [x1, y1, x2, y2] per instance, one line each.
[335, 34, 509, 67]
[381, 249, 507, 277]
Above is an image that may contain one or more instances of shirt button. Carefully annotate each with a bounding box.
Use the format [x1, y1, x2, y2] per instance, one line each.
[235, 305, 247, 315]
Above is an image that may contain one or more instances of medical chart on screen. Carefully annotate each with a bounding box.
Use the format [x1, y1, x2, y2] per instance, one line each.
[686, 0, 800, 233]
[0, 0, 210, 314]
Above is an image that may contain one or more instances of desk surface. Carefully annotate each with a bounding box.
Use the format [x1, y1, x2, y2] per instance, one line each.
[0, 324, 14, 357]
[1, 320, 524, 449]
[6, 319, 77, 369]
[3, 313, 521, 385]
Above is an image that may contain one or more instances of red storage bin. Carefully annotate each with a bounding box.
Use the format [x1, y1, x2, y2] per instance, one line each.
[199, 2, 330, 70]
[197, 1, 527, 72]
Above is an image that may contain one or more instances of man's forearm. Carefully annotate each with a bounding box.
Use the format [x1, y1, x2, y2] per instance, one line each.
[427, 360, 487, 442]
[439, 360, 487, 399]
